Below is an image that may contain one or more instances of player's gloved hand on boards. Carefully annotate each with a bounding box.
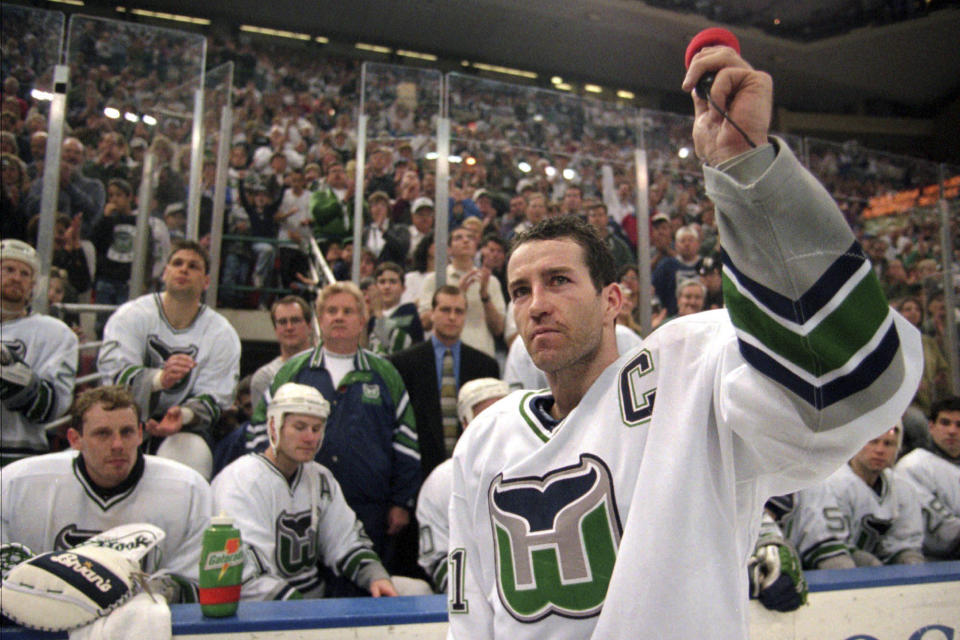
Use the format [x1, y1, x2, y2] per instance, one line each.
[749, 510, 807, 612]
[749, 541, 808, 612]
[0, 344, 42, 411]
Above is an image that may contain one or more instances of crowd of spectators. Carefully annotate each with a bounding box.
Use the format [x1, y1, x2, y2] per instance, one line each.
[1, 6, 959, 616]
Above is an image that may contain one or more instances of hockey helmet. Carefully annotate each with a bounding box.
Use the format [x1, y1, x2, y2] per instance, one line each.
[457, 378, 510, 427]
[266, 383, 330, 453]
[0, 239, 39, 275]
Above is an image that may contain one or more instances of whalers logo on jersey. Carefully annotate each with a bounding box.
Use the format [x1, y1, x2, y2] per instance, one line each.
[1, 339, 26, 362]
[488, 454, 622, 622]
[276, 510, 319, 577]
[146, 336, 198, 393]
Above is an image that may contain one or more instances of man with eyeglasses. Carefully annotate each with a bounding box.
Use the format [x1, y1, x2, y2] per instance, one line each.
[250, 296, 316, 406]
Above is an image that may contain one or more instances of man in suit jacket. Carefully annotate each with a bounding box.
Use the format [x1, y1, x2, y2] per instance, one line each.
[390, 284, 500, 479]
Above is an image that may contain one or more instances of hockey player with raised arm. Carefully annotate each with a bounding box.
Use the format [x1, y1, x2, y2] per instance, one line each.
[97, 239, 240, 478]
[212, 383, 397, 600]
[445, 39, 921, 640]
[1, 239, 78, 466]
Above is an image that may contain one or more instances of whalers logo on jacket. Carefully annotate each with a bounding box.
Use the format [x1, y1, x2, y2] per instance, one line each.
[488, 454, 622, 622]
[146, 336, 198, 393]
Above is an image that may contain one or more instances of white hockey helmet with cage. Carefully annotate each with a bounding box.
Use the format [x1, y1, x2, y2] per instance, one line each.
[457, 378, 510, 427]
[266, 383, 330, 453]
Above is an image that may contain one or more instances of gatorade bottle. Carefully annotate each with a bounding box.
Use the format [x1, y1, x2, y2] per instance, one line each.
[198, 514, 244, 617]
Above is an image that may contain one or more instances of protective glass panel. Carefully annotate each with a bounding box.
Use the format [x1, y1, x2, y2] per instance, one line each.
[64, 15, 206, 228]
[0, 4, 64, 94]
[352, 62, 442, 283]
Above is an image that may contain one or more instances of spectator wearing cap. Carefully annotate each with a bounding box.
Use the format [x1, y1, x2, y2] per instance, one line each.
[652, 224, 703, 317]
[363, 190, 409, 266]
[237, 173, 281, 295]
[650, 211, 677, 272]
[699, 254, 724, 310]
[365, 146, 396, 199]
[309, 161, 355, 246]
[408, 197, 435, 264]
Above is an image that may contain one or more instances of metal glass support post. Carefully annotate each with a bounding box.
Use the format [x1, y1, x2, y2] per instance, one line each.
[206, 103, 233, 307]
[130, 151, 157, 298]
[634, 148, 652, 335]
[185, 87, 205, 240]
[351, 113, 368, 284]
[434, 114, 451, 289]
[938, 164, 960, 394]
[34, 64, 70, 315]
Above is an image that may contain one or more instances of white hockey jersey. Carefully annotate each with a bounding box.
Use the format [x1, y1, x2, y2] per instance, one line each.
[212, 453, 387, 600]
[97, 293, 241, 434]
[0, 450, 210, 583]
[778, 487, 852, 568]
[417, 458, 453, 593]
[1, 314, 77, 464]
[446, 140, 922, 640]
[819, 464, 924, 563]
[896, 448, 960, 558]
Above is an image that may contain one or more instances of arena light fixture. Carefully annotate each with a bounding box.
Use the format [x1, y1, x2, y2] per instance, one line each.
[471, 62, 537, 80]
[124, 112, 139, 123]
[555, 83, 572, 91]
[397, 50, 438, 62]
[30, 89, 54, 102]
[517, 161, 532, 173]
[356, 42, 392, 54]
[584, 84, 603, 94]
[315, 36, 329, 44]
[544, 166, 558, 178]
[49, 0, 84, 6]
[104, 107, 121, 119]
[678, 146, 691, 159]
[551, 76, 563, 85]
[562, 168, 577, 181]
[464, 156, 477, 166]
[130, 8, 210, 25]
[142, 114, 158, 126]
[425, 151, 439, 160]
[448, 155, 463, 164]
[240, 25, 310, 41]
[617, 90, 635, 100]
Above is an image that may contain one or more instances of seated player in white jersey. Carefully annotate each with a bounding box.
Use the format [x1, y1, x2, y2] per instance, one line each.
[212, 383, 398, 600]
[417, 377, 510, 593]
[446, 38, 921, 639]
[793, 424, 924, 568]
[0, 385, 212, 602]
[97, 239, 241, 479]
[1, 239, 78, 466]
[895, 396, 960, 559]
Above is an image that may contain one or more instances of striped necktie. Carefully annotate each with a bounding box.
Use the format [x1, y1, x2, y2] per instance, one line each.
[440, 348, 458, 456]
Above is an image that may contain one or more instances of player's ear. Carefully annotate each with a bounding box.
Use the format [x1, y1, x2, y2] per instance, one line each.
[66, 427, 82, 450]
[602, 281, 623, 324]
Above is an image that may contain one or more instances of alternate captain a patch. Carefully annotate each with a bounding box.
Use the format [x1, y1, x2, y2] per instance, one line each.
[488, 454, 622, 622]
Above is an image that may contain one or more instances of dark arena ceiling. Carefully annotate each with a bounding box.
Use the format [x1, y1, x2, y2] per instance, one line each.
[16, 0, 960, 161]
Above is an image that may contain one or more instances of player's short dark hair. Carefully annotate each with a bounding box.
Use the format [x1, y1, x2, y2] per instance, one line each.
[375, 261, 404, 280]
[270, 295, 312, 326]
[930, 396, 960, 422]
[432, 284, 465, 309]
[168, 239, 210, 273]
[508, 214, 616, 294]
[72, 385, 138, 434]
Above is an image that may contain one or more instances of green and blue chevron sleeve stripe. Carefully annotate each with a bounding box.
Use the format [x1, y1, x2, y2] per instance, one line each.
[722, 241, 899, 409]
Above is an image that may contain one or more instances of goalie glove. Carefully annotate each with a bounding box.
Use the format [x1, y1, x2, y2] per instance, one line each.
[749, 511, 808, 612]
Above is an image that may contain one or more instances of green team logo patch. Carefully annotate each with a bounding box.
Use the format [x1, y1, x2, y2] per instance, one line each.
[488, 454, 622, 622]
